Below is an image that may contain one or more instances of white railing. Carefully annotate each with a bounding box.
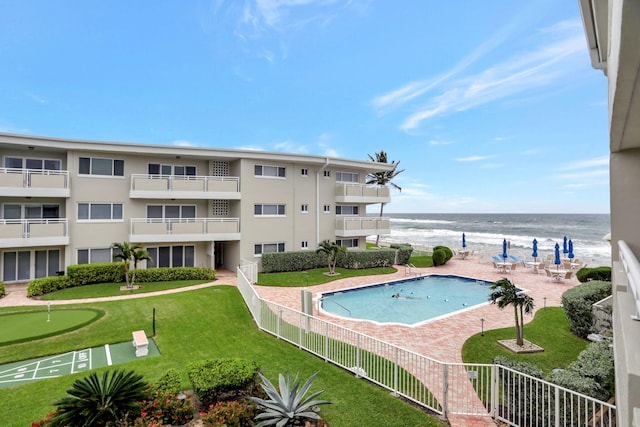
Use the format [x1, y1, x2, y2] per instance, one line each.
[130, 174, 239, 192]
[236, 262, 616, 426]
[0, 167, 69, 189]
[239, 258, 258, 284]
[335, 183, 390, 198]
[619, 240, 640, 320]
[130, 217, 239, 236]
[335, 216, 390, 232]
[0, 218, 68, 238]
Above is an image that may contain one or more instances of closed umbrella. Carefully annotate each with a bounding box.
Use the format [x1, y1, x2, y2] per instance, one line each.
[532, 238, 538, 262]
[462, 233, 466, 248]
[568, 239, 574, 259]
[502, 239, 508, 262]
[563, 236, 569, 255]
[554, 243, 561, 270]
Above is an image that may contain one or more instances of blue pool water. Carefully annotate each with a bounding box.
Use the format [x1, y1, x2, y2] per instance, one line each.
[320, 275, 493, 326]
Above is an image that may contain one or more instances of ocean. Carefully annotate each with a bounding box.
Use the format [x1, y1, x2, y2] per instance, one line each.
[376, 213, 611, 267]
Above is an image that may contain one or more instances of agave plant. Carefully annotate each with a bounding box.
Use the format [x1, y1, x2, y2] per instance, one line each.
[48, 369, 148, 427]
[249, 371, 331, 427]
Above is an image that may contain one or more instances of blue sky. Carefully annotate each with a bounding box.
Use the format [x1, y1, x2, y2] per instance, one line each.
[0, 1, 609, 214]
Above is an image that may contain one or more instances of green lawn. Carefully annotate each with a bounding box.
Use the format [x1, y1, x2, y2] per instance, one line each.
[0, 286, 444, 427]
[256, 266, 397, 287]
[461, 307, 589, 373]
[41, 279, 210, 300]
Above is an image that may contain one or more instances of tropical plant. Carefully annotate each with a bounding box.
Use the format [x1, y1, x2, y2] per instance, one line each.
[47, 369, 148, 427]
[249, 371, 331, 427]
[366, 150, 404, 246]
[488, 278, 535, 347]
[316, 240, 346, 275]
[113, 241, 152, 288]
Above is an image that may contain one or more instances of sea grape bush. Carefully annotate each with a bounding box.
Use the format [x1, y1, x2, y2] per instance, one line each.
[561, 280, 612, 337]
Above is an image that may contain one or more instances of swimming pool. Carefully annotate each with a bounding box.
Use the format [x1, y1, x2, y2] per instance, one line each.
[319, 275, 494, 326]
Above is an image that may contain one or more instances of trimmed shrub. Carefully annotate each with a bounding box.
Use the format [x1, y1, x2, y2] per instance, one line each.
[67, 262, 125, 285]
[188, 358, 260, 407]
[156, 368, 182, 394]
[433, 246, 453, 262]
[576, 266, 612, 283]
[493, 356, 545, 426]
[0, 281, 5, 297]
[561, 281, 612, 338]
[138, 389, 194, 426]
[261, 248, 397, 272]
[134, 267, 215, 282]
[200, 400, 258, 427]
[338, 249, 396, 270]
[432, 249, 446, 266]
[493, 356, 544, 379]
[27, 276, 73, 297]
[390, 243, 414, 265]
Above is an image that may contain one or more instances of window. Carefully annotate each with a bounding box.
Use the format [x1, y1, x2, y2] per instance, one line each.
[147, 245, 195, 268]
[79, 157, 124, 176]
[336, 205, 359, 215]
[301, 168, 309, 176]
[336, 172, 359, 183]
[3, 251, 30, 281]
[78, 203, 123, 220]
[4, 157, 61, 170]
[77, 247, 116, 264]
[35, 249, 60, 278]
[3, 204, 60, 219]
[301, 204, 309, 213]
[337, 238, 359, 248]
[147, 205, 196, 219]
[148, 163, 196, 176]
[323, 170, 331, 178]
[254, 164, 286, 178]
[301, 241, 309, 249]
[254, 204, 285, 216]
[254, 242, 285, 256]
[323, 204, 331, 213]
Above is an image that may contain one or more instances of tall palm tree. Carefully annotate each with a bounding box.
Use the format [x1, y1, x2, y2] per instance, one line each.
[488, 278, 535, 346]
[366, 151, 404, 247]
[48, 369, 148, 427]
[316, 240, 346, 275]
[113, 241, 152, 289]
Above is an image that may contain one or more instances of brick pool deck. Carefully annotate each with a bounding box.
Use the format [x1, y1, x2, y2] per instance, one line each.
[253, 256, 580, 427]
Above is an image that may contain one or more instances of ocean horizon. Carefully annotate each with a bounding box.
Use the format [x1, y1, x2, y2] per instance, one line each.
[372, 213, 611, 267]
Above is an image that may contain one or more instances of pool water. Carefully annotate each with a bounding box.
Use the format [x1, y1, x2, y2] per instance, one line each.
[320, 275, 492, 326]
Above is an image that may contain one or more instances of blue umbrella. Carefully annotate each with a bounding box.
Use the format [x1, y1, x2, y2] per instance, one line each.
[568, 239, 574, 259]
[462, 233, 467, 248]
[532, 239, 538, 261]
[563, 236, 569, 254]
[502, 239, 508, 262]
[554, 243, 561, 269]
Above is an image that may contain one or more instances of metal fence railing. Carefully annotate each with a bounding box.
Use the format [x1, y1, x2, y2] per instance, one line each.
[236, 263, 616, 426]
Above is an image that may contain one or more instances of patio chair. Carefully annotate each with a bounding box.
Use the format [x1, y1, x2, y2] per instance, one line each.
[564, 270, 574, 280]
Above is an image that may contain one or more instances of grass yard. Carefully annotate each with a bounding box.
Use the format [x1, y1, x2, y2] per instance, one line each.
[41, 279, 210, 300]
[257, 266, 397, 287]
[0, 286, 445, 427]
[461, 307, 589, 373]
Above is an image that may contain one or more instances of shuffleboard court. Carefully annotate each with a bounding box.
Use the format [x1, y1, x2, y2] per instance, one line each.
[0, 338, 159, 389]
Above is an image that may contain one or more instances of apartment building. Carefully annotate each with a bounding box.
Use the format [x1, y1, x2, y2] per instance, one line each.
[0, 133, 393, 283]
[579, 1, 640, 426]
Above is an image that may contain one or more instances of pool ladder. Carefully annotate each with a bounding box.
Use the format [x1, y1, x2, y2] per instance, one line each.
[405, 263, 419, 277]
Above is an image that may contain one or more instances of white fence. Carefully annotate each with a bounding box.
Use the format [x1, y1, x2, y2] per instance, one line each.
[236, 265, 616, 426]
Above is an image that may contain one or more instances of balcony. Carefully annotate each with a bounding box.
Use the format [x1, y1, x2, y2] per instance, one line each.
[0, 219, 69, 248]
[130, 174, 241, 200]
[335, 183, 390, 204]
[129, 217, 240, 243]
[0, 168, 70, 198]
[335, 217, 390, 238]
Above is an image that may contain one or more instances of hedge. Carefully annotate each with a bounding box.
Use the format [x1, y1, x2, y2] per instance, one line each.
[561, 280, 612, 338]
[134, 267, 216, 282]
[432, 245, 453, 266]
[0, 281, 4, 298]
[27, 276, 74, 297]
[187, 358, 260, 407]
[576, 266, 612, 283]
[390, 243, 414, 265]
[261, 248, 397, 273]
[67, 262, 125, 285]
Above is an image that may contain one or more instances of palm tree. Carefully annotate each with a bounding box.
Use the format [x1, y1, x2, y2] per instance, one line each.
[48, 369, 148, 427]
[366, 150, 404, 246]
[316, 240, 346, 275]
[113, 241, 152, 289]
[488, 278, 535, 346]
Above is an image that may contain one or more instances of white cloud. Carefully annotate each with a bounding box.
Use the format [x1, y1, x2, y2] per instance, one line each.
[172, 140, 200, 147]
[553, 169, 609, 180]
[429, 139, 453, 146]
[560, 156, 609, 170]
[272, 139, 309, 153]
[456, 155, 490, 162]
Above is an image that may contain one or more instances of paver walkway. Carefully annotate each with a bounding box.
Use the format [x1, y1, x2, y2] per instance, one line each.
[0, 261, 578, 427]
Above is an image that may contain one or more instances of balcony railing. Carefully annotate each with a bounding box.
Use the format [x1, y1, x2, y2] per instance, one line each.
[335, 183, 390, 204]
[129, 217, 240, 242]
[335, 216, 390, 237]
[0, 168, 70, 197]
[0, 218, 69, 248]
[130, 174, 241, 199]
